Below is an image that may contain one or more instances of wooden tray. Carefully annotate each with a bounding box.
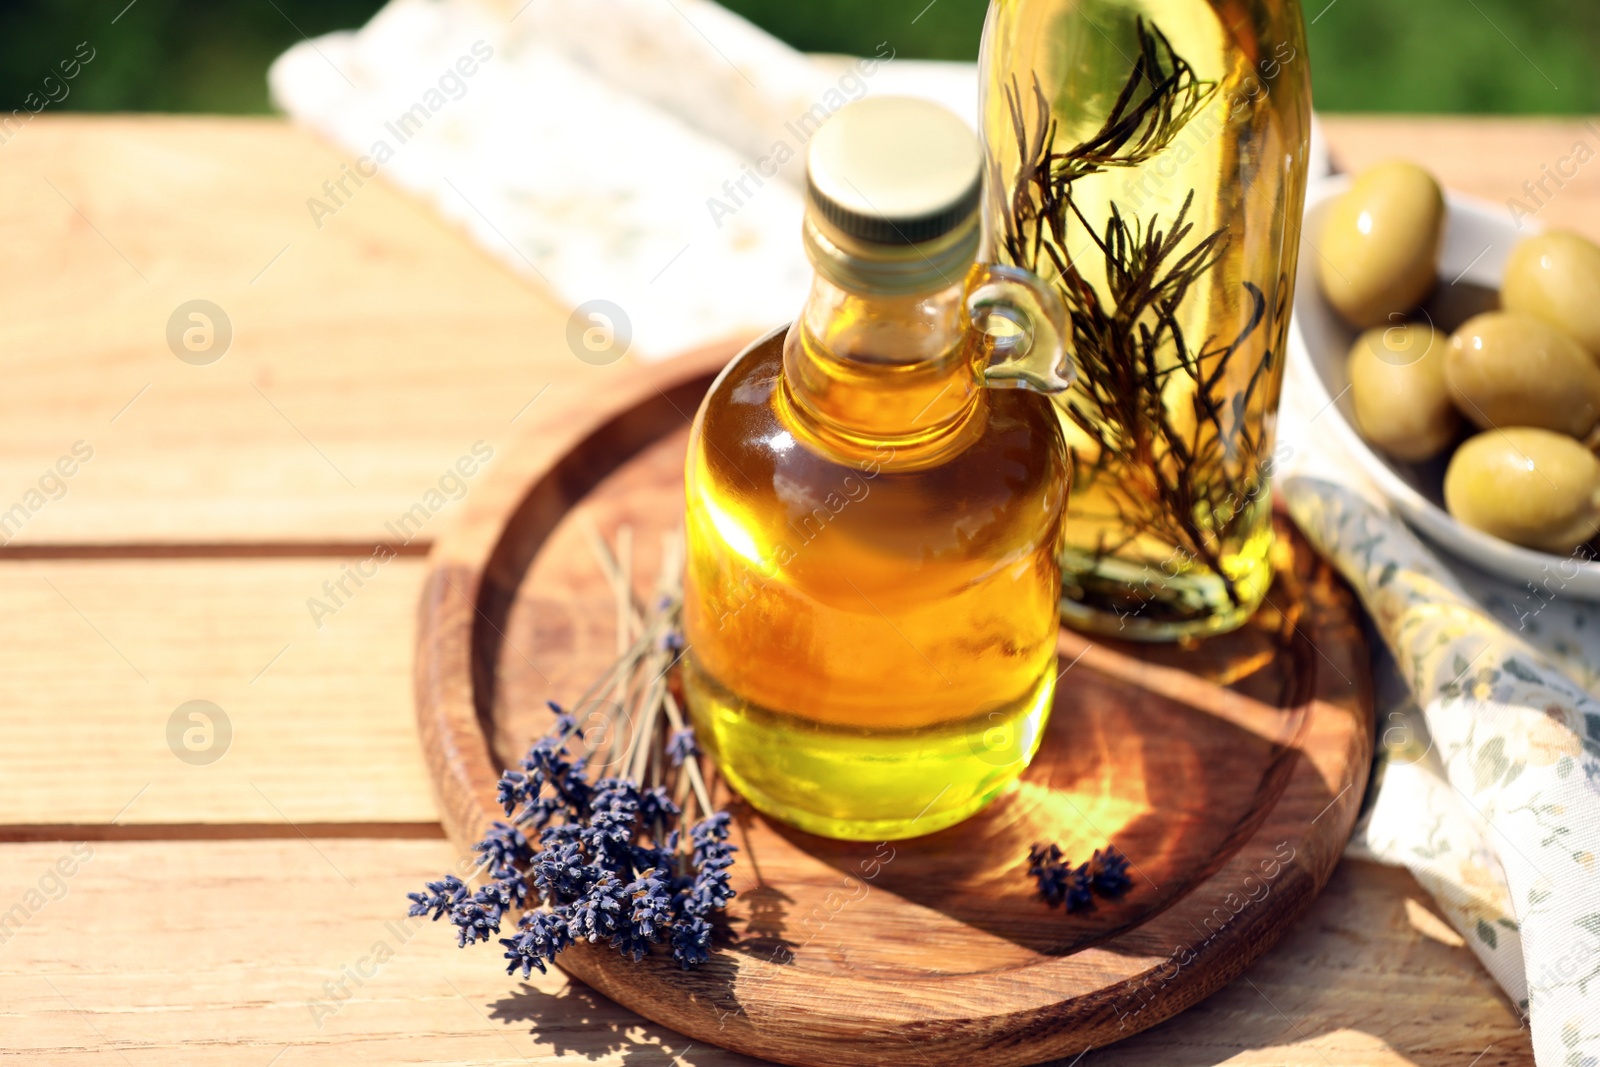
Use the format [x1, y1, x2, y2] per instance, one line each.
[414, 341, 1375, 1067]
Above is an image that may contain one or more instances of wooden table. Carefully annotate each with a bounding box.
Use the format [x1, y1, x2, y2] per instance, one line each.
[4, 113, 1586, 1065]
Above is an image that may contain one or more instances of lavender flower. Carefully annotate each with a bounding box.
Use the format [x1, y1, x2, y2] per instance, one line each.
[478, 874, 529, 915]
[670, 914, 713, 969]
[531, 834, 589, 904]
[1064, 863, 1094, 910]
[449, 896, 505, 947]
[630, 841, 677, 879]
[691, 810, 732, 848]
[666, 728, 699, 767]
[569, 871, 628, 943]
[1027, 842, 1131, 912]
[684, 812, 737, 916]
[475, 822, 533, 877]
[496, 769, 532, 816]
[500, 909, 573, 977]
[585, 778, 641, 862]
[520, 723, 592, 817]
[1088, 846, 1132, 897]
[408, 704, 735, 974]
[640, 785, 680, 826]
[1026, 843, 1070, 907]
[627, 869, 673, 938]
[407, 875, 468, 921]
[603, 867, 674, 962]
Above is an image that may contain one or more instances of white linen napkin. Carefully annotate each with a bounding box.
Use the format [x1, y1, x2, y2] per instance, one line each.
[268, 0, 974, 360]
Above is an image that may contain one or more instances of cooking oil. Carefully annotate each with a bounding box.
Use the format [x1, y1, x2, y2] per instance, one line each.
[681, 96, 1074, 839]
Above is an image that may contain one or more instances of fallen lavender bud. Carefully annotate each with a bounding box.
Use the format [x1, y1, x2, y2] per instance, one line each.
[1026, 842, 1132, 912]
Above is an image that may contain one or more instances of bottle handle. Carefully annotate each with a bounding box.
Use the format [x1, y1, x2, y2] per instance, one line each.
[967, 263, 1075, 395]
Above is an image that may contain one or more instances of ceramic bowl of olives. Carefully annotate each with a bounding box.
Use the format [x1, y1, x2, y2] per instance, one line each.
[1289, 164, 1600, 598]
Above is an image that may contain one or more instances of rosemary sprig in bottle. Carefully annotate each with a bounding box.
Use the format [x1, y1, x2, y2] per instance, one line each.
[995, 18, 1287, 617]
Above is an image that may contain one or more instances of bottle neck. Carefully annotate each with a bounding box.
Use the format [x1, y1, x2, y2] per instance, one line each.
[779, 217, 987, 469]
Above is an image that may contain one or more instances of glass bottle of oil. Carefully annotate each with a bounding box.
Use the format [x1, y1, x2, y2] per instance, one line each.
[980, 0, 1312, 640]
[681, 96, 1074, 841]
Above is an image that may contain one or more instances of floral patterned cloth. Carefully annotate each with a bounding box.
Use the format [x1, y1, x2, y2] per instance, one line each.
[1281, 363, 1600, 1066]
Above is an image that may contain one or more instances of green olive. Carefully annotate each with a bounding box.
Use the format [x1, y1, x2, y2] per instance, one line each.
[1444, 312, 1600, 437]
[1445, 428, 1600, 552]
[1317, 161, 1444, 329]
[1346, 322, 1458, 460]
[1501, 231, 1600, 358]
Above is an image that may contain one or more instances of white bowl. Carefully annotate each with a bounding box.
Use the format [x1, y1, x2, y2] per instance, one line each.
[1288, 175, 1600, 599]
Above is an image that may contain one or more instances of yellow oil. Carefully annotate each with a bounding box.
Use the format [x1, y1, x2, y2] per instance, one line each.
[981, 0, 1311, 639]
[681, 324, 1068, 840]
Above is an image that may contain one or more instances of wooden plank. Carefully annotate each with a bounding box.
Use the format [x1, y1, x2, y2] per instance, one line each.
[0, 557, 438, 829]
[0, 116, 680, 548]
[1321, 115, 1600, 241]
[0, 842, 1527, 1065]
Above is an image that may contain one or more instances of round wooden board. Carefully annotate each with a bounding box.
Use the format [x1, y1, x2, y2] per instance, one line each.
[415, 340, 1375, 1067]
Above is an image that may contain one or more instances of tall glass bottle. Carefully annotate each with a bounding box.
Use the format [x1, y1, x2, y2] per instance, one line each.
[681, 97, 1074, 841]
[980, 0, 1312, 640]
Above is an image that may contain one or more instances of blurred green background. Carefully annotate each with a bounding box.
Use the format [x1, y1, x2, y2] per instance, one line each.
[3, 0, 1597, 115]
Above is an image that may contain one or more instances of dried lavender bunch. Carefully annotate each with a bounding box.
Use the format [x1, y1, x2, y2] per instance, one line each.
[1027, 842, 1132, 911]
[412, 703, 736, 972]
[408, 708, 735, 973]
[408, 526, 736, 973]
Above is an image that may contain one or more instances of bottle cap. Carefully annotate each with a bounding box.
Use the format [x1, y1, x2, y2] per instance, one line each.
[805, 96, 982, 246]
